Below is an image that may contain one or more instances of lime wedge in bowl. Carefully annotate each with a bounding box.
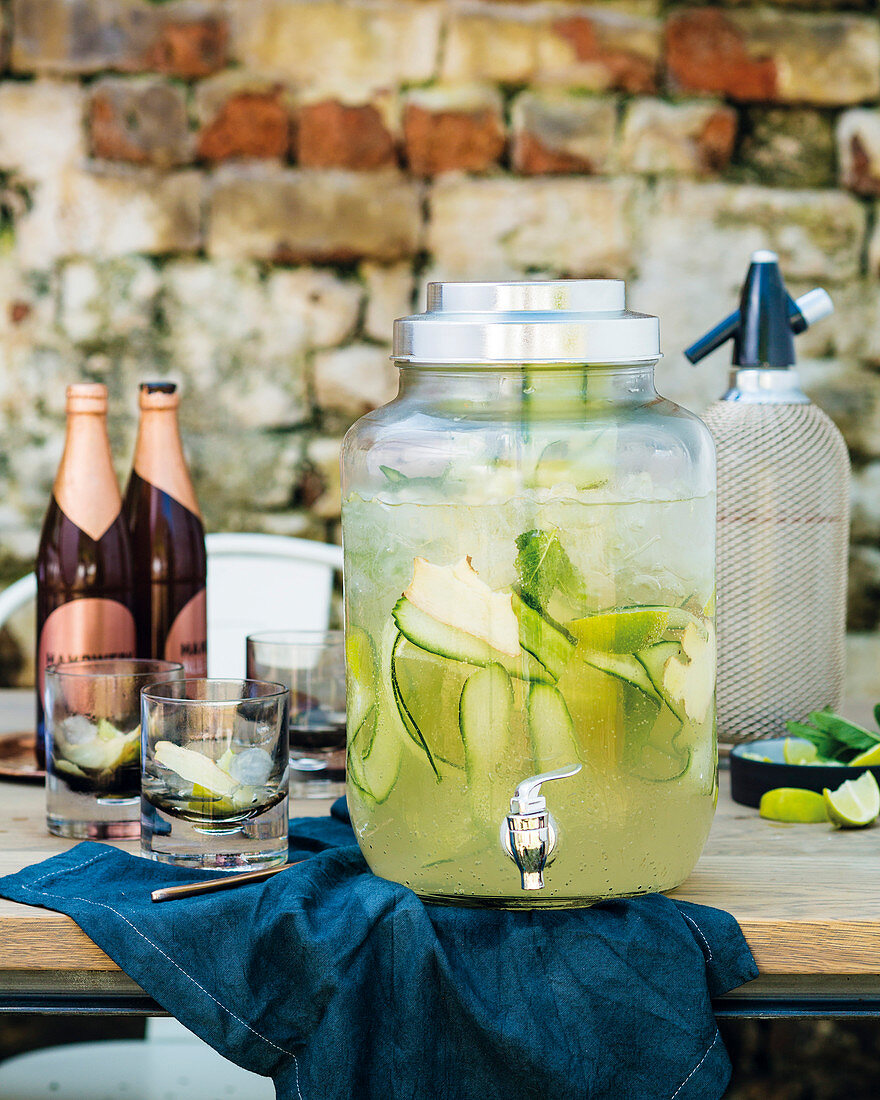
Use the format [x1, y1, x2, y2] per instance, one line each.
[759, 787, 828, 823]
[849, 743, 880, 767]
[823, 771, 880, 828]
[783, 737, 819, 766]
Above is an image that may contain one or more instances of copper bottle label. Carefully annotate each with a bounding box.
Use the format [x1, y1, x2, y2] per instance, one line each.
[38, 598, 137, 702]
[164, 588, 207, 676]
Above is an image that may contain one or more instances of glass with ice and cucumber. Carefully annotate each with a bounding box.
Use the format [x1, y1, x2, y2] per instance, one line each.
[341, 280, 717, 906]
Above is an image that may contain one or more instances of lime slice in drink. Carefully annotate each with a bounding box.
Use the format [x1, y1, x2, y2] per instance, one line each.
[759, 787, 828, 823]
[823, 771, 880, 828]
[97, 718, 121, 743]
[849, 743, 880, 767]
[569, 607, 670, 654]
[783, 738, 819, 765]
[154, 741, 238, 798]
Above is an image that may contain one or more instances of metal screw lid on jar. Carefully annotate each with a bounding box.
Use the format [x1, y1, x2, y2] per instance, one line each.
[392, 280, 661, 366]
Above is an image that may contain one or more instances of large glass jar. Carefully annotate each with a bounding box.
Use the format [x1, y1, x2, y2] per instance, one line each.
[341, 281, 716, 907]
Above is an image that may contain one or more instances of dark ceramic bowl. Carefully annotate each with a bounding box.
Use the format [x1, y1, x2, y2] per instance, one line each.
[729, 738, 880, 808]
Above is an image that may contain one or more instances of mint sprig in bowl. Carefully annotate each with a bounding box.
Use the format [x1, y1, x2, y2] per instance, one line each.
[729, 707, 880, 808]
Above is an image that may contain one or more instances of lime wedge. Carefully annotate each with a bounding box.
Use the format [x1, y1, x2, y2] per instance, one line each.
[849, 744, 880, 767]
[759, 787, 828, 823]
[154, 741, 238, 797]
[569, 607, 670, 654]
[783, 738, 819, 765]
[97, 718, 120, 743]
[823, 771, 880, 828]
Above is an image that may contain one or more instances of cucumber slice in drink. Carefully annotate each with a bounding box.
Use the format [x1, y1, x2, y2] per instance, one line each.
[629, 742, 691, 783]
[527, 682, 581, 772]
[347, 705, 401, 804]
[555, 657, 621, 774]
[459, 664, 513, 813]
[346, 627, 376, 730]
[390, 633, 441, 780]
[662, 622, 715, 724]
[576, 647, 663, 705]
[391, 635, 467, 770]
[622, 690, 689, 783]
[634, 641, 686, 720]
[392, 597, 552, 683]
[510, 592, 575, 681]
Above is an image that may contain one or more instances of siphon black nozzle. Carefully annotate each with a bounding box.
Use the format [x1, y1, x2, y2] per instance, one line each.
[684, 252, 833, 366]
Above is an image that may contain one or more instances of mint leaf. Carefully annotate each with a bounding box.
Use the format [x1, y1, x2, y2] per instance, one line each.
[807, 709, 880, 754]
[785, 721, 841, 761]
[515, 529, 584, 611]
[785, 710, 880, 763]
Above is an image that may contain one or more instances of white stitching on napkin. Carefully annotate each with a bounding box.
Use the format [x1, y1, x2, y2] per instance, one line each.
[669, 1029, 719, 1099]
[23, 863, 305, 1100]
[29, 853, 104, 887]
[680, 912, 713, 962]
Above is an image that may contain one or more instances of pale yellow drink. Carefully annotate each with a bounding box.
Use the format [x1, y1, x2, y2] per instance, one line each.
[343, 487, 717, 907]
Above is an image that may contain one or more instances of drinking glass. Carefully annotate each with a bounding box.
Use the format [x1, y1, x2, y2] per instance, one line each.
[45, 658, 184, 839]
[246, 630, 346, 799]
[141, 678, 289, 870]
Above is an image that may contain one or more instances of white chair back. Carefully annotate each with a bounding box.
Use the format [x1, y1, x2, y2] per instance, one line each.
[206, 533, 342, 677]
[0, 534, 344, 681]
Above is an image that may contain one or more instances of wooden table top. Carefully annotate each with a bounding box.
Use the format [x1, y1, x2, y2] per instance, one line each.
[2, 691, 880, 1007]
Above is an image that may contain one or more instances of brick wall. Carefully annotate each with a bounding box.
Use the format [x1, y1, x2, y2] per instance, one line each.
[1, 0, 880, 694]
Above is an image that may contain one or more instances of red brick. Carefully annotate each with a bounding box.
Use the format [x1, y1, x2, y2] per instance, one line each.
[11, 0, 228, 77]
[295, 101, 396, 171]
[511, 93, 615, 177]
[198, 92, 289, 162]
[403, 104, 504, 177]
[698, 109, 737, 173]
[9, 301, 31, 324]
[665, 10, 777, 101]
[140, 17, 227, 78]
[552, 16, 656, 94]
[514, 133, 590, 176]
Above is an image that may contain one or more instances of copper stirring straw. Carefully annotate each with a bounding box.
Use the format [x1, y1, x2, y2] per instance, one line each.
[151, 860, 304, 903]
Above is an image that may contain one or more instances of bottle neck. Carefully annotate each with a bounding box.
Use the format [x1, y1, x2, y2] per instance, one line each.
[132, 406, 201, 518]
[722, 367, 809, 405]
[397, 363, 659, 410]
[54, 410, 122, 541]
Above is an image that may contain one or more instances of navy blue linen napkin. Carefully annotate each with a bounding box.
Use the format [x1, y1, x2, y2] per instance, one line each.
[0, 799, 757, 1100]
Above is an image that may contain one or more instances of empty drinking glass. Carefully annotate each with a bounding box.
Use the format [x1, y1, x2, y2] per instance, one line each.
[247, 630, 346, 799]
[141, 678, 289, 870]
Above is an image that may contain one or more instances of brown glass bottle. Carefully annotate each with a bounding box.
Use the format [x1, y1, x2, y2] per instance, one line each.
[124, 383, 207, 678]
[36, 384, 137, 766]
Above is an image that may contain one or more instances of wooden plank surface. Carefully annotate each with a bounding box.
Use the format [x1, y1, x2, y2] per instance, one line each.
[2, 690, 880, 985]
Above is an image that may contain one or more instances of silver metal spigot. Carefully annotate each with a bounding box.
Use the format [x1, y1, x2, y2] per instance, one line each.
[501, 764, 582, 891]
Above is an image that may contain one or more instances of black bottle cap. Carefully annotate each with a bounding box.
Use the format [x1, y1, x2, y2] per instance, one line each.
[732, 250, 795, 368]
[140, 382, 177, 395]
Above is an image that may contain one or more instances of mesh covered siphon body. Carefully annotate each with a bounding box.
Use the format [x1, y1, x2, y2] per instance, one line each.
[703, 399, 850, 745]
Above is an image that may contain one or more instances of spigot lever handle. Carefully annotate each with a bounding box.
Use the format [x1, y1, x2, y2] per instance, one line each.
[510, 763, 582, 815]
